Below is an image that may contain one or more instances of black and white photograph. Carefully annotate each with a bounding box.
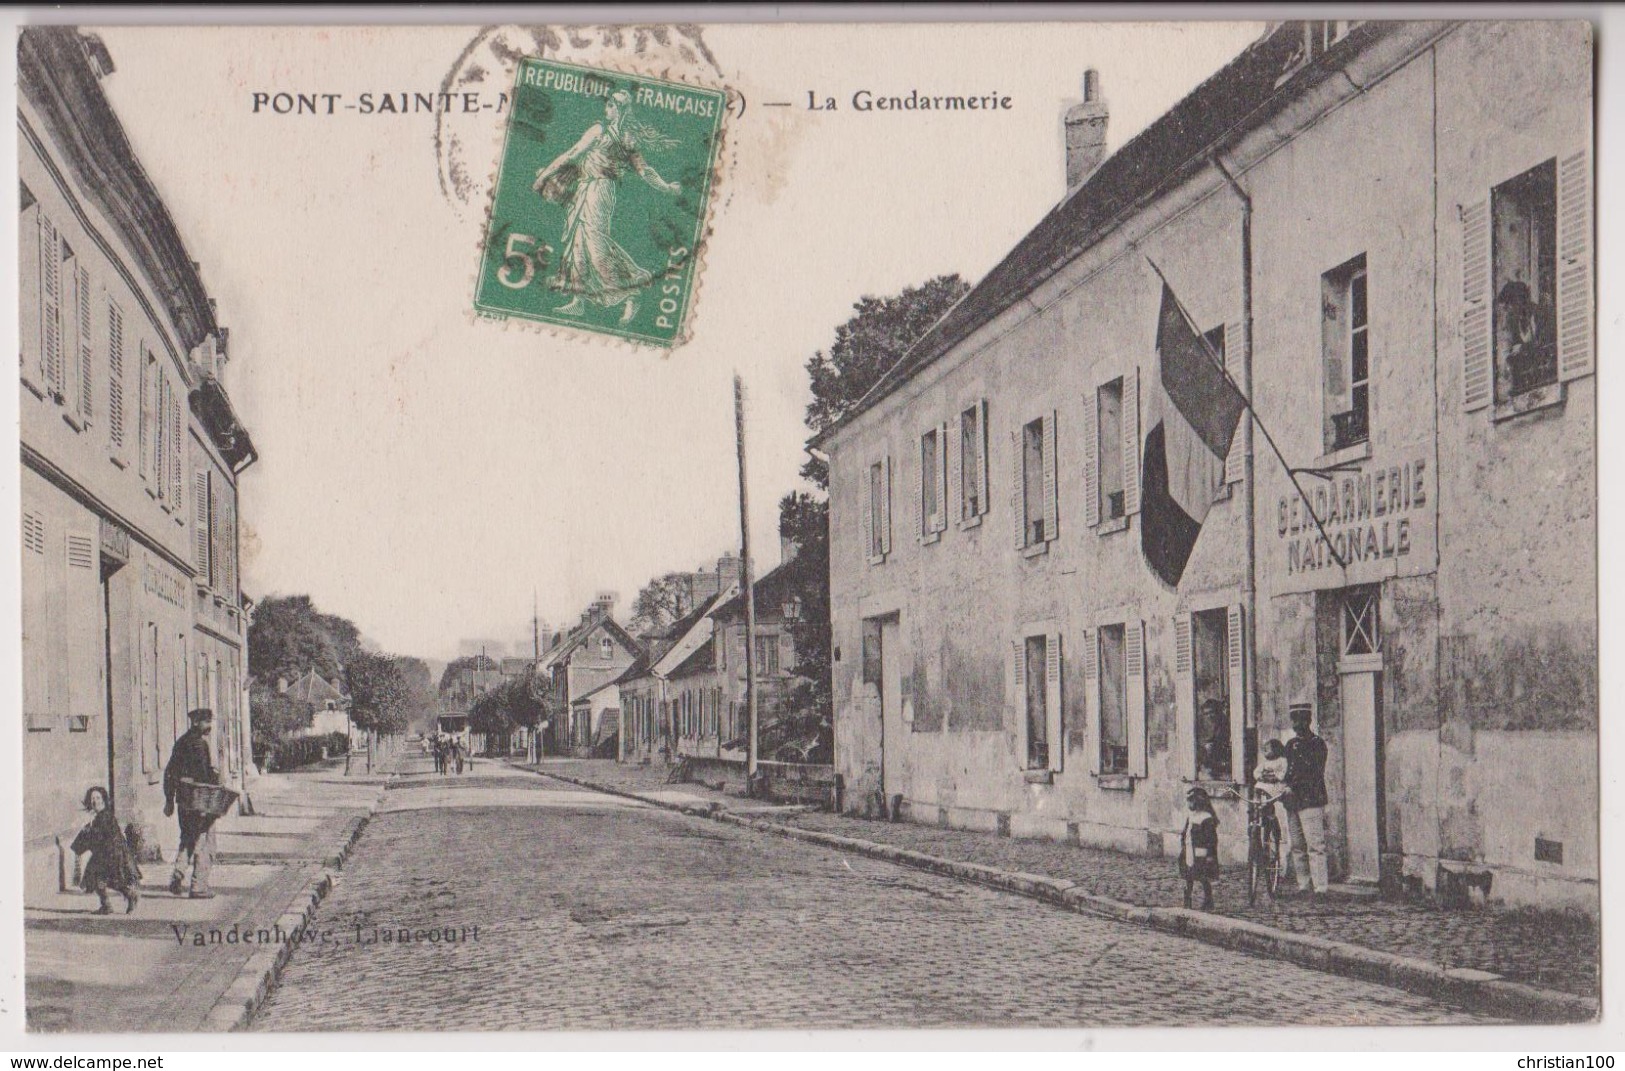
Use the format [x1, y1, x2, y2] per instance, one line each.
[4, 11, 1610, 1049]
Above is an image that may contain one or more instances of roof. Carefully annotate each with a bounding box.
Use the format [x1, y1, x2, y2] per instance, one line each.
[667, 637, 717, 681]
[651, 586, 735, 678]
[613, 651, 656, 687]
[812, 21, 1402, 448]
[284, 670, 347, 706]
[712, 561, 793, 619]
[543, 612, 645, 670]
[572, 677, 622, 705]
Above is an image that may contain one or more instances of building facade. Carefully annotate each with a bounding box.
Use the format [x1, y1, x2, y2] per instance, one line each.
[20, 28, 257, 888]
[819, 21, 1593, 909]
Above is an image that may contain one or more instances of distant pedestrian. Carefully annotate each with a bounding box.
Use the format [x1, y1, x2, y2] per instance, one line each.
[452, 738, 466, 775]
[71, 786, 141, 914]
[1283, 704, 1330, 894]
[1179, 786, 1220, 910]
[164, 708, 220, 899]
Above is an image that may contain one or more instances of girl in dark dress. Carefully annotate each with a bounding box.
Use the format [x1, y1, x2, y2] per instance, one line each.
[1179, 786, 1220, 910]
[71, 787, 141, 914]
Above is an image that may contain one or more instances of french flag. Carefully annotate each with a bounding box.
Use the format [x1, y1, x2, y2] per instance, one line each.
[1140, 282, 1248, 588]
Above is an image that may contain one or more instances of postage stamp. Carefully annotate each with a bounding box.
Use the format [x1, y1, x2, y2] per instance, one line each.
[473, 57, 727, 347]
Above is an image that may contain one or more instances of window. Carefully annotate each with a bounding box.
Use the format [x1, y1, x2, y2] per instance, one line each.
[1492, 160, 1558, 402]
[919, 425, 946, 540]
[1014, 630, 1062, 772]
[1322, 254, 1370, 451]
[138, 348, 154, 484]
[1097, 379, 1124, 520]
[959, 401, 989, 522]
[754, 634, 780, 675]
[67, 251, 92, 428]
[599, 636, 614, 659]
[864, 458, 891, 562]
[1097, 624, 1127, 774]
[1192, 609, 1231, 781]
[1341, 585, 1380, 657]
[1014, 412, 1058, 549]
[1024, 635, 1049, 769]
[1023, 418, 1045, 543]
[107, 299, 126, 459]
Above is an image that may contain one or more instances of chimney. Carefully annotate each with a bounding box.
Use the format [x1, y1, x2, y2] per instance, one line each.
[1064, 69, 1109, 191]
[690, 567, 720, 603]
[716, 554, 741, 590]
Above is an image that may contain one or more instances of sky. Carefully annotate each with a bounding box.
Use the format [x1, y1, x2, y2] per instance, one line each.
[91, 21, 1263, 661]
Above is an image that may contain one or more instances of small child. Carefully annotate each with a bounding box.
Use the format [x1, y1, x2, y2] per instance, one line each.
[1252, 738, 1290, 841]
[1179, 785, 1220, 910]
[71, 787, 142, 915]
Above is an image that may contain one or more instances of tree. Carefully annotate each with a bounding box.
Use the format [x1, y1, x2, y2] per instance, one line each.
[630, 571, 702, 636]
[438, 654, 497, 693]
[248, 594, 352, 683]
[801, 274, 969, 488]
[248, 680, 314, 768]
[778, 491, 831, 726]
[346, 651, 412, 737]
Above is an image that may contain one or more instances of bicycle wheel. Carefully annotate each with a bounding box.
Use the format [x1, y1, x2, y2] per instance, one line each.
[1265, 827, 1285, 898]
[1246, 827, 1261, 905]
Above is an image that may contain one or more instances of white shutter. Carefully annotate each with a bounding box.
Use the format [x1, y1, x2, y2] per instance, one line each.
[976, 400, 990, 517]
[138, 352, 151, 481]
[39, 214, 62, 396]
[1011, 637, 1025, 706]
[1175, 613, 1195, 780]
[1046, 632, 1063, 772]
[154, 374, 167, 499]
[1122, 368, 1142, 516]
[1010, 428, 1025, 549]
[1557, 147, 1593, 382]
[913, 438, 924, 543]
[107, 300, 125, 453]
[879, 455, 892, 556]
[935, 422, 949, 532]
[1042, 411, 1058, 542]
[1083, 630, 1100, 775]
[1461, 200, 1492, 411]
[193, 470, 211, 582]
[1227, 605, 1247, 783]
[949, 414, 963, 525]
[224, 492, 238, 595]
[171, 387, 184, 507]
[76, 266, 93, 424]
[1126, 619, 1147, 777]
[862, 463, 875, 562]
[1223, 322, 1245, 484]
[1082, 390, 1100, 528]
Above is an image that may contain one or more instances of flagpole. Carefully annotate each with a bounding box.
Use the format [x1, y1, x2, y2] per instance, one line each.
[1145, 257, 1347, 571]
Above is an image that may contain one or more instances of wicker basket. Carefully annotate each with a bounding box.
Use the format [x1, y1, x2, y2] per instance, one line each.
[178, 779, 239, 819]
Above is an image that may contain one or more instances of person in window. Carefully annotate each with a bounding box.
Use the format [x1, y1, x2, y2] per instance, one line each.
[1497, 280, 1557, 395]
[1283, 705, 1330, 894]
[163, 708, 220, 899]
[72, 786, 141, 914]
[1179, 786, 1220, 910]
[1197, 698, 1228, 781]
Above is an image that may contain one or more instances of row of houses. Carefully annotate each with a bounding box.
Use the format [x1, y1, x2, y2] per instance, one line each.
[815, 21, 1594, 910]
[20, 29, 258, 888]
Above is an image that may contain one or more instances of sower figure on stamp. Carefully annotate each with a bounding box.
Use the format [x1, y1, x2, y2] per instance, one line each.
[1283, 703, 1330, 895]
[532, 89, 682, 326]
[164, 708, 220, 899]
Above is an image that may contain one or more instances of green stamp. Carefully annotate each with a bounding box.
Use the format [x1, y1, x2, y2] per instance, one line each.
[474, 58, 727, 347]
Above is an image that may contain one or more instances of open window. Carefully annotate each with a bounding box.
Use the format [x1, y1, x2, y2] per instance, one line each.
[1322, 254, 1370, 452]
[1492, 159, 1558, 403]
[918, 423, 947, 541]
[957, 400, 989, 523]
[862, 457, 892, 564]
[1175, 606, 1247, 782]
[1013, 629, 1062, 773]
[1013, 412, 1057, 549]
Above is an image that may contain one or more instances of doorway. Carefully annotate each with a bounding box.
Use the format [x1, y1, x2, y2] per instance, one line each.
[862, 613, 902, 808]
[1336, 585, 1384, 884]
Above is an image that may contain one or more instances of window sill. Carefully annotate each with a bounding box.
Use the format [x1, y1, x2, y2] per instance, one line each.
[1493, 380, 1565, 422]
[1096, 515, 1129, 537]
[1023, 769, 1054, 784]
[921, 530, 941, 546]
[1095, 773, 1136, 791]
[1021, 540, 1049, 559]
[108, 454, 127, 470]
[62, 412, 85, 433]
[1213, 482, 1233, 503]
[866, 554, 886, 567]
[20, 375, 46, 400]
[1316, 440, 1370, 469]
[958, 513, 984, 531]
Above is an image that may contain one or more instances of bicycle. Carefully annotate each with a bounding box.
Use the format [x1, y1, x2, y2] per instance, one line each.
[1215, 782, 1288, 904]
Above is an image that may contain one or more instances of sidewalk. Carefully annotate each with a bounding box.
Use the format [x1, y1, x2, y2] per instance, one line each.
[527, 758, 1598, 1014]
[25, 752, 401, 1033]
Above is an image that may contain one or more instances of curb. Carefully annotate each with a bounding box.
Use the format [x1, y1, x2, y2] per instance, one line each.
[200, 785, 389, 1031]
[522, 764, 1598, 1024]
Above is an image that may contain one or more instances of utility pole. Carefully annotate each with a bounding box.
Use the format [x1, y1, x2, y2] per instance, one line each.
[532, 593, 540, 764]
[735, 374, 760, 790]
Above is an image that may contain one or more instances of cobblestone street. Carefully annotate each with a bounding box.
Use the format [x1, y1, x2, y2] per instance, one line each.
[252, 762, 1500, 1031]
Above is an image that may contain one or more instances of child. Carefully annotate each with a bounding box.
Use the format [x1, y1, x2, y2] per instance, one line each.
[1179, 785, 1220, 910]
[71, 787, 142, 915]
[1252, 738, 1290, 842]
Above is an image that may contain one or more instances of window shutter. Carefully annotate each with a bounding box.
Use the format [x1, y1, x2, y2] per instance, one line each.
[1122, 368, 1142, 516]
[1126, 619, 1147, 777]
[22, 510, 46, 555]
[1042, 412, 1058, 542]
[107, 300, 125, 453]
[76, 266, 93, 424]
[154, 375, 167, 499]
[1011, 637, 1025, 706]
[138, 353, 151, 481]
[1010, 428, 1024, 549]
[1460, 199, 1492, 411]
[39, 214, 63, 396]
[1045, 632, 1063, 772]
[1175, 613, 1195, 780]
[912, 441, 924, 543]
[1223, 323, 1245, 484]
[1082, 390, 1100, 528]
[1083, 629, 1100, 775]
[1557, 147, 1593, 382]
[171, 387, 184, 507]
[193, 470, 211, 582]
[1227, 604, 1247, 782]
[948, 414, 963, 524]
[862, 464, 875, 562]
[935, 421, 949, 532]
[224, 493, 237, 596]
[879, 455, 892, 556]
[977, 400, 990, 517]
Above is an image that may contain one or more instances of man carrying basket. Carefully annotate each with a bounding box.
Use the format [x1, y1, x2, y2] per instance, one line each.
[164, 708, 225, 899]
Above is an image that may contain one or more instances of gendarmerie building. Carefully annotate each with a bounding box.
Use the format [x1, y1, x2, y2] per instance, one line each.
[19, 28, 258, 888]
[816, 21, 1593, 910]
